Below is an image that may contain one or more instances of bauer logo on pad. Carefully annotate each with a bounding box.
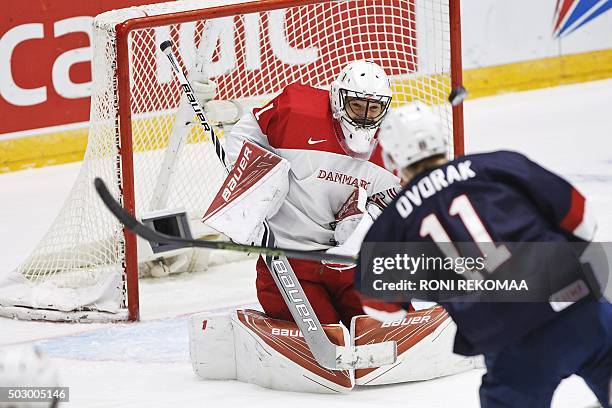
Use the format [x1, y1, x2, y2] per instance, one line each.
[203, 141, 282, 220]
[202, 141, 290, 245]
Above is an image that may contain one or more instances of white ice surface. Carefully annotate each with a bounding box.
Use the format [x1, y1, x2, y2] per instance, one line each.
[1, 79, 611, 407]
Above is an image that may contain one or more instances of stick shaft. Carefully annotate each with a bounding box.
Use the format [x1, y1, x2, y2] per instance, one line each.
[160, 40, 230, 171]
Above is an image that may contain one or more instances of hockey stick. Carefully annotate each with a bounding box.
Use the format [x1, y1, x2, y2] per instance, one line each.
[95, 178, 357, 264]
[160, 40, 230, 171]
[149, 21, 218, 212]
[157, 40, 397, 370]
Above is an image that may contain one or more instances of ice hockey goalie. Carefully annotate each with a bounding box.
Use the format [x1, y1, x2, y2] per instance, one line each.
[190, 61, 481, 392]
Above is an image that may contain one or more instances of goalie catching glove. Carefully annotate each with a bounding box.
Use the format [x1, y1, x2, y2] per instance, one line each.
[202, 140, 290, 245]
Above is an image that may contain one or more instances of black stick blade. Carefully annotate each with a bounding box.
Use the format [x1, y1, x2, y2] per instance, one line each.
[94, 177, 176, 245]
[94, 178, 135, 229]
[93, 178, 357, 264]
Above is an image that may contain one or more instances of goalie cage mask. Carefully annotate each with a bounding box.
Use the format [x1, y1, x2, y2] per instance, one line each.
[330, 60, 392, 160]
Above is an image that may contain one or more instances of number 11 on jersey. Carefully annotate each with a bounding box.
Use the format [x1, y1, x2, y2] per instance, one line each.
[419, 194, 511, 278]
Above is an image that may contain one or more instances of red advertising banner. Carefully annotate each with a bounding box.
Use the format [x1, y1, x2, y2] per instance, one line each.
[1, 0, 416, 138]
[0, 0, 165, 136]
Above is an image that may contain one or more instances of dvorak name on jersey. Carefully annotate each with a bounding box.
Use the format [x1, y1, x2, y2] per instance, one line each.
[395, 160, 476, 218]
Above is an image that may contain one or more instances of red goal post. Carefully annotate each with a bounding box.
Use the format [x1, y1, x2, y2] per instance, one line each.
[0, 0, 463, 322]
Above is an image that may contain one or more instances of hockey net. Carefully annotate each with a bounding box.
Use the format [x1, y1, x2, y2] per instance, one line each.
[0, 0, 462, 322]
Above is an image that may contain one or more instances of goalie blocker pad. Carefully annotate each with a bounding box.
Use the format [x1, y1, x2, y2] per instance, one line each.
[351, 306, 483, 386]
[203, 140, 290, 245]
[189, 309, 354, 393]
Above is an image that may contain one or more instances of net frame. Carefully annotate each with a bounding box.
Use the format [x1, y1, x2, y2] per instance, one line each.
[0, 0, 463, 322]
[116, 0, 464, 321]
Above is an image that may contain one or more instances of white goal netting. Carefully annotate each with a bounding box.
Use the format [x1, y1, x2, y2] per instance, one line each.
[0, 0, 457, 321]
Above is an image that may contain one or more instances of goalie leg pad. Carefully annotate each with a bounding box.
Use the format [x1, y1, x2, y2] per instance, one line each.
[189, 312, 237, 380]
[232, 310, 354, 393]
[189, 309, 354, 393]
[351, 306, 482, 386]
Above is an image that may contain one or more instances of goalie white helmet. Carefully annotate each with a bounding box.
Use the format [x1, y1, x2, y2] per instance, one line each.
[378, 102, 448, 173]
[0, 346, 60, 408]
[330, 60, 392, 160]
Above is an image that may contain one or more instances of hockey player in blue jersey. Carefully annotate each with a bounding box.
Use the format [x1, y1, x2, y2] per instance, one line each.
[358, 102, 612, 407]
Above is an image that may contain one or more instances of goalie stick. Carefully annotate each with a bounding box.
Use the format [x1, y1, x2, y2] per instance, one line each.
[94, 178, 356, 264]
[126, 40, 396, 370]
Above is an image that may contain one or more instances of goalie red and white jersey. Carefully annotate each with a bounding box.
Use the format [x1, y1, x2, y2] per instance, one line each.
[225, 83, 400, 251]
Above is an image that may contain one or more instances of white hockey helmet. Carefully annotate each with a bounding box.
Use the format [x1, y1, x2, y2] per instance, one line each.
[330, 60, 392, 160]
[0, 346, 60, 408]
[378, 102, 448, 173]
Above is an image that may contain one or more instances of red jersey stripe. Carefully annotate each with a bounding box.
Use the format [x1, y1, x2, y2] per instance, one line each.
[560, 187, 585, 232]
